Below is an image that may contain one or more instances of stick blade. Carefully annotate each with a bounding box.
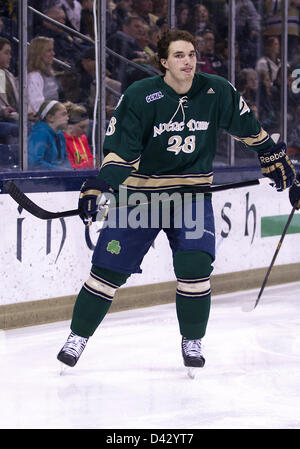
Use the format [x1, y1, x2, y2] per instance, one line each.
[241, 301, 256, 312]
[4, 180, 79, 220]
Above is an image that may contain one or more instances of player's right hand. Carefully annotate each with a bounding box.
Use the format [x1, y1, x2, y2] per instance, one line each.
[289, 172, 300, 210]
[257, 142, 296, 191]
[78, 176, 113, 225]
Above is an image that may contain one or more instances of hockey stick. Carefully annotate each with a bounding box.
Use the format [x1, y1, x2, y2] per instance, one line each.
[242, 204, 297, 312]
[4, 178, 270, 221]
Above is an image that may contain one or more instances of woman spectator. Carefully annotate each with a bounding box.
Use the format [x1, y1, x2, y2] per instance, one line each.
[186, 4, 217, 37]
[0, 36, 18, 144]
[27, 36, 61, 117]
[28, 99, 71, 170]
[255, 36, 281, 84]
[176, 3, 189, 30]
[63, 101, 93, 169]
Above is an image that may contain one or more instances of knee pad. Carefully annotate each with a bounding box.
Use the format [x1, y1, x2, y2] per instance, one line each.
[83, 265, 130, 302]
[173, 250, 213, 299]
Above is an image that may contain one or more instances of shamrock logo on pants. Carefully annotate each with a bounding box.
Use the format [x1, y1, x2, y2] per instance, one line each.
[106, 240, 121, 255]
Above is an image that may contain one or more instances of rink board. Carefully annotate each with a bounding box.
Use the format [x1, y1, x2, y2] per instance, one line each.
[0, 183, 299, 311]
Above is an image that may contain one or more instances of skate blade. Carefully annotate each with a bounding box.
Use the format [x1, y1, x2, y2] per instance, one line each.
[187, 367, 198, 379]
[59, 362, 68, 376]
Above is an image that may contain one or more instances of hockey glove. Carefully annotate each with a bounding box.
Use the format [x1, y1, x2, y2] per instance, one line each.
[289, 172, 300, 210]
[257, 142, 296, 191]
[78, 176, 113, 225]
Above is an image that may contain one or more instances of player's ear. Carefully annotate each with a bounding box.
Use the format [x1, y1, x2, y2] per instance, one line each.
[160, 58, 168, 69]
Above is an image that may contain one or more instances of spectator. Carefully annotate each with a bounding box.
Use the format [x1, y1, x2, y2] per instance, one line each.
[131, 0, 158, 26]
[0, 15, 17, 72]
[187, 4, 217, 37]
[28, 99, 71, 170]
[255, 36, 281, 84]
[236, 68, 259, 105]
[112, 0, 133, 31]
[106, 16, 145, 88]
[257, 71, 279, 134]
[156, 17, 168, 35]
[236, 0, 260, 68]
[39, 6, 83, 66]
[135, 23, 154, 57]
[0, 36, 18, 144]
[27, 36, 61, 117]
[28, 0, 61, 38]
[75, 46, 95, 116]
[148, 25, 161, 52]
[57, 0, 82, 32]
[152, 0, 167, 20]
[63, 101, 93, 169]
[236, 0, 260, 40]
[203, 0, 228, 39]
[79, 0, 95, 39]
[263, 0, 300, 61]
[199, 29, 227, 78]
[75, 47, 122, 120]
[176, 3, 190, 31]
[215, 39, 241, 79]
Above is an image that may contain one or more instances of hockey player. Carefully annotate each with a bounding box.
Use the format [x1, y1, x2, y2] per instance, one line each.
[57, 29, 296, 373]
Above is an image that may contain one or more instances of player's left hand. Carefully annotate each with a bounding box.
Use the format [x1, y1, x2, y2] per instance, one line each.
[289, 172, 300, 210]
[78, 177, 113, 225]
[257, 142, 296, 191]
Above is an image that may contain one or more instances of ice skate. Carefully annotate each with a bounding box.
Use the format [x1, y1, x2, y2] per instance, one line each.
[181, 337, 205, 378]
[57, 332, 89, 368]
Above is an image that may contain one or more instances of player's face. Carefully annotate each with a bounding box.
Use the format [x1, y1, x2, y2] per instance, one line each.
[161, 40, 196, 86]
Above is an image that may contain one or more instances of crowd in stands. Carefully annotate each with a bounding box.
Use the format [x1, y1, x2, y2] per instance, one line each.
[1, 0, 300, 170]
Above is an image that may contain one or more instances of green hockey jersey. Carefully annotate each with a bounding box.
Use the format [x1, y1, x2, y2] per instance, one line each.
[98, 72, 274, 192]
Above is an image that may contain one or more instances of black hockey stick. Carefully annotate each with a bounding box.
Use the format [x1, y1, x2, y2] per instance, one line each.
[4, 178, 270, 221]
[242, 204, 297, 312]
[4, 180, 79, 219]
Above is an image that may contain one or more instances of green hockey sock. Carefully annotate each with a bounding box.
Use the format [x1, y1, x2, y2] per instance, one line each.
[173, 250, 213, 339]
[71, 265, 130, 337]
[176, 294, 211, 339]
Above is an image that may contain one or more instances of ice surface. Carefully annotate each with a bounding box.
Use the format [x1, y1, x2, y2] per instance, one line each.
[1, 282, 300, 429]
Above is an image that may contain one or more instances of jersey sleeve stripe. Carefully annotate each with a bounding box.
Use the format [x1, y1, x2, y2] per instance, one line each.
[101, 153, 140, 170]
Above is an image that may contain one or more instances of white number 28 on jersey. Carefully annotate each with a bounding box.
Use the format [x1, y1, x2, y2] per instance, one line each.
[167, 135, 196, 155]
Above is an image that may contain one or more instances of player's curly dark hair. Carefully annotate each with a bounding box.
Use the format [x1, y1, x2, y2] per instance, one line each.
[157, 29, 197, 74]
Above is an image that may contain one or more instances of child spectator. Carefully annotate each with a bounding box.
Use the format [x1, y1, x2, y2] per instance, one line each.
[236, 68, 259, 105]
[63, 101, 93, 169]
[0, 36, 19, 145]
[28, 99, 71, 170]
[27, 36, 61, 117]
